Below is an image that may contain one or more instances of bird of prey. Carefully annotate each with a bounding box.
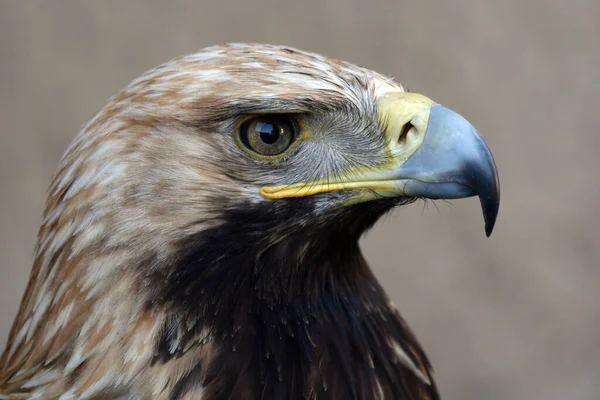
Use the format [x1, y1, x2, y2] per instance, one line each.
[0, 44, 499, 399]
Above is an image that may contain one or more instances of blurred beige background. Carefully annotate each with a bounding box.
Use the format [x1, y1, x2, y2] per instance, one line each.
[1, 1, 598, 399]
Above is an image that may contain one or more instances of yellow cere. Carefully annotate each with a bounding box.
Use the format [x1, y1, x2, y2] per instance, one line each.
[260, 92, 437, 200]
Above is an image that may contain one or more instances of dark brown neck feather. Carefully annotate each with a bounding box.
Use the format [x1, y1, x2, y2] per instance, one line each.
[147, 199, 439, 400]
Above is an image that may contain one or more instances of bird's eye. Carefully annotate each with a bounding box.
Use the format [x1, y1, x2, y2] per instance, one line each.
[239, 115, 296, 156]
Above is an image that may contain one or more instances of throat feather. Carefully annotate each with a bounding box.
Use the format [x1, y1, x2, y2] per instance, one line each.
[147, 201, 438, 399]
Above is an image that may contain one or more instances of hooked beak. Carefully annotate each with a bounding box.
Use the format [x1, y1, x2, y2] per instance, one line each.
[261, 92, 500, 236]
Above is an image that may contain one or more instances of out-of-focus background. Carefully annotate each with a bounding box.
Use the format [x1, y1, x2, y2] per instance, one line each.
[0, 1, 598, 399]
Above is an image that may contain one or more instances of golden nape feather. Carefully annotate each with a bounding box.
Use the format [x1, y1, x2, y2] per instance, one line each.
[0, 43, 499, 399]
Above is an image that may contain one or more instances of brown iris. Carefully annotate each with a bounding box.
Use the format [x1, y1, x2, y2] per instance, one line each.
[239, 115, 296, 156]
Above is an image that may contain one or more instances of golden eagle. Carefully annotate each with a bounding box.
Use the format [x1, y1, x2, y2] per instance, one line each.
[0, 44, 499, 399]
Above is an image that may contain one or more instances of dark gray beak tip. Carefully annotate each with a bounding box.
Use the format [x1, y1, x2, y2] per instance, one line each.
[485, 221, 495, 237]
[480, 156, 500, 237]
[484, 199, 499, 237]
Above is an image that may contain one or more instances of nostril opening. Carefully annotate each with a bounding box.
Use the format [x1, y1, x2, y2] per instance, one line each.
[398, 122, 413, 145]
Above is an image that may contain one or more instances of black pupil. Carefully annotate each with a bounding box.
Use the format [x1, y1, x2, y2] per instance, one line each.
[256, 122, 281, 144]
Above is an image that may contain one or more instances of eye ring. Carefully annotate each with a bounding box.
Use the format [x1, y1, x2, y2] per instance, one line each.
[238, 115, 297, 157]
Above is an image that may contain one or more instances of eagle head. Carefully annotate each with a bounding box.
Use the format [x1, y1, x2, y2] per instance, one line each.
[0, 44, 499, 399]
